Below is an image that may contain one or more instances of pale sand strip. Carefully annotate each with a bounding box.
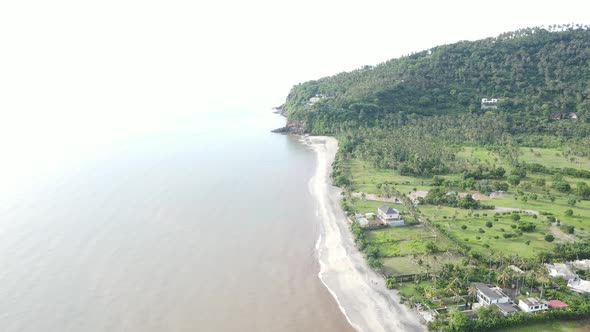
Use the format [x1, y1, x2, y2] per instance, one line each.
[306, 136, 425, 332]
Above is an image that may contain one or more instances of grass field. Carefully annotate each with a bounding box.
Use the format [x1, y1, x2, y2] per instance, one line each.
[343, 143, 590, 259]
[381, 253, 463, 276]
[346, 159, 431, 195]
[434, 213, 555, 258]
[519, 147, 590, 170]
[365, 225, 456, 256]
[351, 198, 407, 214]
[493, 319, 590, 332]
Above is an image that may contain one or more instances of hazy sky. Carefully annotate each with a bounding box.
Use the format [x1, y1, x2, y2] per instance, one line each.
[1, 0, 589, 146]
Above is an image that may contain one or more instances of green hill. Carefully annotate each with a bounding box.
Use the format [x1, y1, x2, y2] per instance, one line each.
[282, 25, 590, 138]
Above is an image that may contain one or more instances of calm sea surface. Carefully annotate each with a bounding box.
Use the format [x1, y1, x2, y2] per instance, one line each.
[0, 110, 352, 332]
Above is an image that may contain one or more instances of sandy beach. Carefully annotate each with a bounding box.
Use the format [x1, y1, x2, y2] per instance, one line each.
[306, 136, 425, 332]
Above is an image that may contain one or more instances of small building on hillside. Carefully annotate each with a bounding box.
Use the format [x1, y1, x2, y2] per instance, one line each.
[481, 98, 498, 109]
[545, 263, 577, 282]
[551, 113, 562, 120]
[475, 283, 511, 306]
[548, 299, 568, 309]
[568, 277, 590, 294]
[508, 265, 525, 275]
[377, 205, 405, 227]
[495, 303, 520, 316]
[568, 112, 578, 120]
[518, 297, 548, 313]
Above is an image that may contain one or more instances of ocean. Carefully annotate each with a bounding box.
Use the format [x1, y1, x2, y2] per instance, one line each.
[0, 109, 352, 332]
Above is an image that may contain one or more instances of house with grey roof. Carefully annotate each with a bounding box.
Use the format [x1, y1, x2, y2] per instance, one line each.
[495, 303, 520, 316]
[518, 297, 548, 313]
[475, 283, 511, 306]
[377, 205, 405, 227]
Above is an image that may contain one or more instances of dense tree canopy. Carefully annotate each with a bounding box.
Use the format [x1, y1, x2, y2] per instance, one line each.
[282, 26, 590, 175]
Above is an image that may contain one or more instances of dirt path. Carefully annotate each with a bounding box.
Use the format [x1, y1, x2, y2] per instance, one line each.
[493, 207, 539, 215]
[550, 224, 576, 242]
[351, 192, 401, 203]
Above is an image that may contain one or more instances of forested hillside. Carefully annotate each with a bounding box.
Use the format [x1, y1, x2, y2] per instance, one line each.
[283, 25, 590, 136]
[282, 25, 590, 176]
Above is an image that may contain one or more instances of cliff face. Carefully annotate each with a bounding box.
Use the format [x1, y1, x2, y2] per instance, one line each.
[271, 119, 305, 134]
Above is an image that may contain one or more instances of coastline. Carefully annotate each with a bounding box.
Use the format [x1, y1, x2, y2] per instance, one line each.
[305, 136, 425, 332]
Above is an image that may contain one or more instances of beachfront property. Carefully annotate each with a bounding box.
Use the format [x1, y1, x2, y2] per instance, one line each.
[518, 297, 548, 313]
[495, 303, 520, 316]
[355, 213, 384, 229]
[377, 205, 405, 227]
[475, 283, 511, 306]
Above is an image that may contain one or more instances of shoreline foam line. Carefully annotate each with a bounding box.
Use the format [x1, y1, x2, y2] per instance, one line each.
[306, 136, 425, 332]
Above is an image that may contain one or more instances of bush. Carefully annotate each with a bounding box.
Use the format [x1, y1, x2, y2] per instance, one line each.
[565, 209, 574, 217]
[486, 221, 493, 228]
[511, 214, 521, 221]
[545, 234, 555, 242]
[461, 225, 467, 230]
[479, 228, 486, 234]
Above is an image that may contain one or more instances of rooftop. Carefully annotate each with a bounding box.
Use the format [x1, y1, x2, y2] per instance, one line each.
[546, 263, 577, 281]
[548, 300, 568, 308]
[520, 297, 545, 307]
[378, 205, 399, 215]
[495, 303, 520, 314]
[475, 283, 509, 300]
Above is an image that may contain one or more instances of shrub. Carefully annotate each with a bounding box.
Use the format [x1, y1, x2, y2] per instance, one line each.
[545, 234, 555, 242]
[461, 225, 467, 230]
[479, 228, 486, 234]
[565, 209, 574, 217]
[511, 214, 521, 221]
[486, 221, 493, 228]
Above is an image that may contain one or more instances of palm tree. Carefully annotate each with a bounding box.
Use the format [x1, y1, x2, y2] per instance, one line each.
[451, 288, 463, 306]
[468, 284, 478, 309]
[535, 265, 551, 298]
[497, 269, 511, 288]
[424, 286, 438, 302]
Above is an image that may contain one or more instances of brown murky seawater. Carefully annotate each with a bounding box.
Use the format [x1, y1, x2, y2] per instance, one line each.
[0, 111, 353, 332]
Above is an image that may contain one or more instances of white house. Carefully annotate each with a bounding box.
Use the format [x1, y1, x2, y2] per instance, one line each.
[481, 98, 498, 109]
[518, 297, 548, 313]
[475, 283, 511, 306]
[377, 205, 405, 227]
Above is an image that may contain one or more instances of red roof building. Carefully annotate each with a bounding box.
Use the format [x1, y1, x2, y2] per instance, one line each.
[547, 300, 568, 308]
